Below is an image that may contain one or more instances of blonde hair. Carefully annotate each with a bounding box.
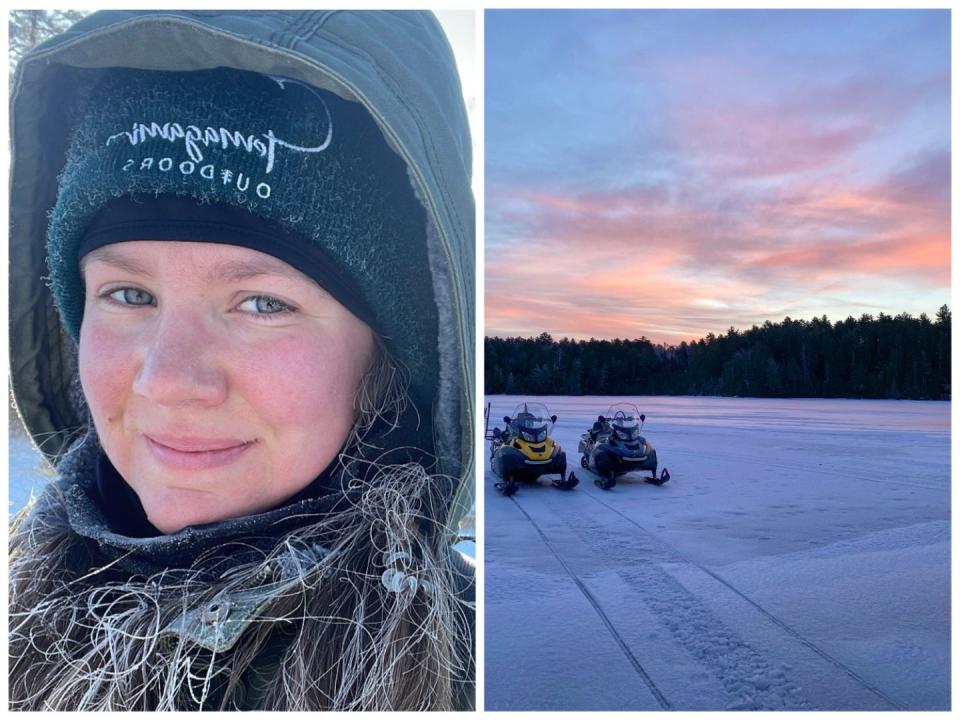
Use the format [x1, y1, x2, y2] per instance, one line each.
[343, 334, 414, 459]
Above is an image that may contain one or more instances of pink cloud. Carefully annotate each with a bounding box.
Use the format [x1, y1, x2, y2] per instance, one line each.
[486, 167, 949, 343]
[669, 103, 873, 180]
[742, 232, 949, 284]
[486, 240, 771, 342]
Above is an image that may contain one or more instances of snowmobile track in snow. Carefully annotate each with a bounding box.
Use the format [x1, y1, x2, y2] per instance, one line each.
[578, 487, 906, 710]
[507, 495, 673, 710]
[537, 490, 813, 710]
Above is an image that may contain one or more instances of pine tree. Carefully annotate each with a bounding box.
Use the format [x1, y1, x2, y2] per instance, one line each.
[485, 308, 949, 400]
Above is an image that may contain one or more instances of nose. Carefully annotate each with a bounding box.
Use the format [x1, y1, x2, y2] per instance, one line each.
[132, 309, 228, 407]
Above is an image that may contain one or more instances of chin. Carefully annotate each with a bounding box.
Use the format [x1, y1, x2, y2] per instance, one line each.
[140, 487, 242, 534]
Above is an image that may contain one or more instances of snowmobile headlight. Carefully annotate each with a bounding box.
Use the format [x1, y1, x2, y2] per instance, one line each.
[521, 426, 547, 442]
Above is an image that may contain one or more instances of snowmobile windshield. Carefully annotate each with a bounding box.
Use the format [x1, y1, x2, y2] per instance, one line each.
[509, 403, 553, 443]
[605, 403, 643, 441]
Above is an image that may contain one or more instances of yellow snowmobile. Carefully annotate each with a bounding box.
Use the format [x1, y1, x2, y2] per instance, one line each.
[487, 402, 578, 496]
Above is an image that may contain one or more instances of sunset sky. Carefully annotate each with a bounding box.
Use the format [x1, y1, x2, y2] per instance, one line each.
[485, 10, 951, 344]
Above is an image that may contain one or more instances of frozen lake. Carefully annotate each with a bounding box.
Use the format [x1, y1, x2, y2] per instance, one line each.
[484, 395, 950, 711]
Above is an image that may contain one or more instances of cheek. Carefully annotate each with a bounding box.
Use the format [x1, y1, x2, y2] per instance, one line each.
[234, 323, 374, 434]
[78, 319, 138, 423]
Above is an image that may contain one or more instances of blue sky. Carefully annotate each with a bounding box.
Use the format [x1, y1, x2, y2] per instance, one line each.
[485, 10, 950, 342]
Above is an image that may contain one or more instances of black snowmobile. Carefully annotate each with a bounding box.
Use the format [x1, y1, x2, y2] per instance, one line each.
[578, 403, 670, 490]
[486, 402, 578, 496]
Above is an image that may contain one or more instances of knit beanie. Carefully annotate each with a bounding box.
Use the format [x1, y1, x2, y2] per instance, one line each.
[46, 67, 438, 442]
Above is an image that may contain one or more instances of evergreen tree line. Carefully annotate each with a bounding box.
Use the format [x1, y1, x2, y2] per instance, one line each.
[486, 306, 951, 400]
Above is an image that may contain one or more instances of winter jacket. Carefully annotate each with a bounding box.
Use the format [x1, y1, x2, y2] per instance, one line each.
[9, 10, 474, 711]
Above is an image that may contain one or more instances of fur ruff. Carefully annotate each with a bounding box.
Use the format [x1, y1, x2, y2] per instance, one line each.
[10, 462, 474, 710]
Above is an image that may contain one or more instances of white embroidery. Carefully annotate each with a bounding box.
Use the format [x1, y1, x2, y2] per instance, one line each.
[121, 156, 272, 198]
[264, 76, 334, 173]
[106, 76, 337, 207]
[105, 80, 333, 176]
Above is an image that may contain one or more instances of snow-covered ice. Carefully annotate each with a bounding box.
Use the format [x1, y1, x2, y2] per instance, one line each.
[484, 396, 950, 711]
[9, 432, 55, 517]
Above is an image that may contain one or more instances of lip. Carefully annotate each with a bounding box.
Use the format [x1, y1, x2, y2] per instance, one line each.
[144, 434, 256, 471]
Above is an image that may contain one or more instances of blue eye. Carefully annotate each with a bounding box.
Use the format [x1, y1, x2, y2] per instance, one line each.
[108, 287, 155, 306]
[238, 295, 295, 316]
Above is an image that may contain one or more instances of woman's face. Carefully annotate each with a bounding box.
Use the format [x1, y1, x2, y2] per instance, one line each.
[79, 241, 375, 534]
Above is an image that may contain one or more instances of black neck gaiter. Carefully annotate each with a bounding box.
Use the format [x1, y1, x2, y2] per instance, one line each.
[93, 452, 339, 539]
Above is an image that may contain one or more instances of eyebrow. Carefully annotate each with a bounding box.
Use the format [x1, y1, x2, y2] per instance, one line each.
[211, 258, 306, 284]
[82, 246, 307, 284]
[81, 246, 151, 276]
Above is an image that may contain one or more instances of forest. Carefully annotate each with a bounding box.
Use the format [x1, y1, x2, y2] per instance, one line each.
[485, 306, 951, 400]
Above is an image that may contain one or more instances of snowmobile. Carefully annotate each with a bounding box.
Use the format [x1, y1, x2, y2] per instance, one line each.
[487, 402, 578, 496]
[578, 403, 670, 490]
